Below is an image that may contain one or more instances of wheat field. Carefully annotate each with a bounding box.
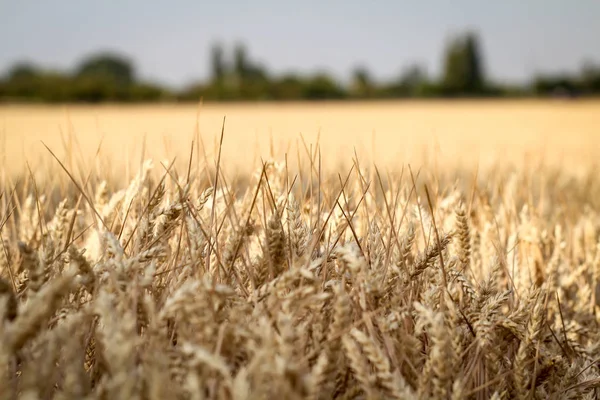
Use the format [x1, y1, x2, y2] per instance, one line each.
[2, 100, 599, 180]
[1, 100, 600, 399]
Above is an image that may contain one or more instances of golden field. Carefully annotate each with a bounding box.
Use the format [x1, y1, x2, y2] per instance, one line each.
[1, 100, 600, 399]
[1, 100, 599, 181]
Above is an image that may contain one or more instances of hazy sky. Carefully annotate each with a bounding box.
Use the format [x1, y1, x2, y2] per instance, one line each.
[1, 1, 599, 88]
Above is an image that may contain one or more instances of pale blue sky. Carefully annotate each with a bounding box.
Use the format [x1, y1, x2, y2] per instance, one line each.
[1, 1, 599, 88]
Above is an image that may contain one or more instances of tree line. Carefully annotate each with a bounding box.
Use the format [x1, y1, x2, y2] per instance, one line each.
[2, 31, 599, 103]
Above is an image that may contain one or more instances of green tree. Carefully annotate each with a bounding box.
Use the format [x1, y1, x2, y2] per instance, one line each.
[234, 43, 249, 82]
[76, 52, 135, 85]
[388, 65, 429, 97]
[1, 63, 42, 100]
[7, 62, 40, 80]
[442, 32, 486, 95]
[210, 43, 227, 84]
[303, 73, 346, 100]
[532, 74, 579, 97]
[271, 74, 305, 100]
[229, 43, 272, 100]
[350, 67, 374, 98]
[581, 61, 600, 94]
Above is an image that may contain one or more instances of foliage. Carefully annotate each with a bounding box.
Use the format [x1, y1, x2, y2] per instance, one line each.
[1, 33, 600, 103]
[350, 67, 374, 99]
[441, 32, 486, 95]
[76, 52, 135, 86]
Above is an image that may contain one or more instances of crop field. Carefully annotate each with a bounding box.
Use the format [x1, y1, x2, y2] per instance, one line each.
[1, 100, 600, 399]
[1, 100, 599, 180]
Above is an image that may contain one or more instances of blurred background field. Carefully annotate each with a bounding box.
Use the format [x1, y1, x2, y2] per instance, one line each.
[2, 100, 599, 184]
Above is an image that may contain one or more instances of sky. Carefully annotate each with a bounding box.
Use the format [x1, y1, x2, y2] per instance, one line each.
[1, 1, 599, 88]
